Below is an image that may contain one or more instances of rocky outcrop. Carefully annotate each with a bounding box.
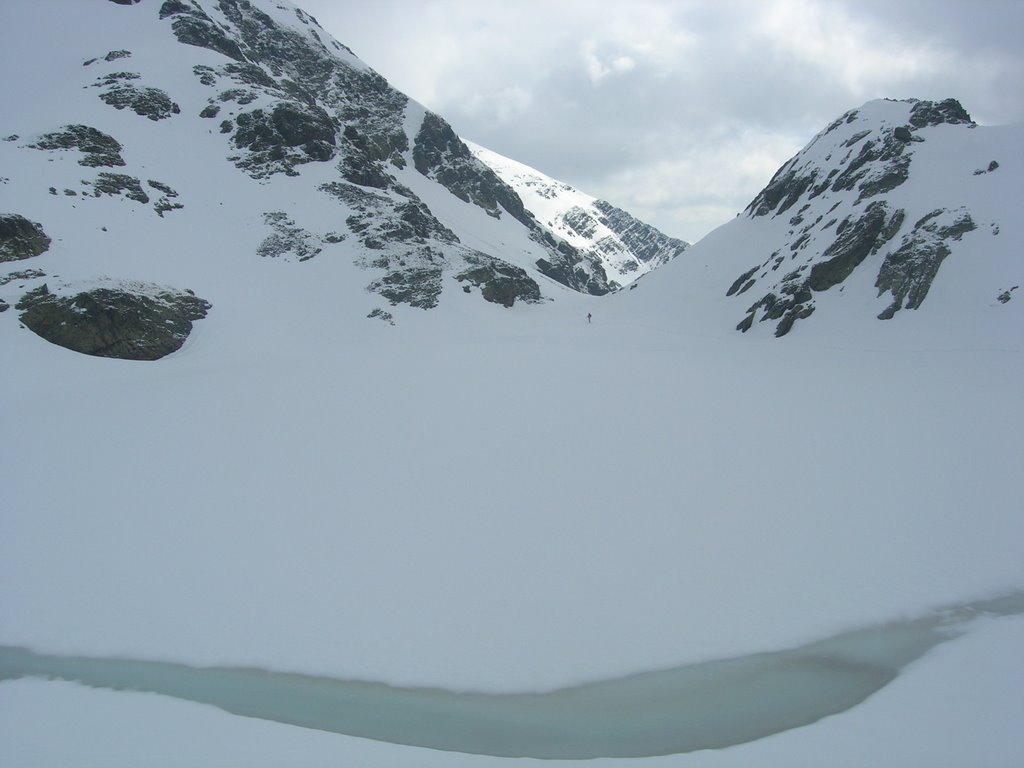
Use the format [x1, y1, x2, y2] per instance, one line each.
[413, 113, 534, 229]
[0, 215, 51, 262]
[535, 236, 612, 296]
[160, 1, 247, 62]
[875, 208, 976, 319]
[94, 71, 181, 121]
[17, 282, 211, 360]
[457, 255, 542, 307]
[229, 102, 337, 177]
[257, 212, 320, 261]
[366, 266, 443, 310]
[30, 125, 125, 167]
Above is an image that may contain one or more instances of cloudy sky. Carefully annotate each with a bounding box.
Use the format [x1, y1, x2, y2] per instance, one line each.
[299, 0, 1024, 242]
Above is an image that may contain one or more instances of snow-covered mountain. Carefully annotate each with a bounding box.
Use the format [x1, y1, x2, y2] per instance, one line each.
[468, 142, 688, 290]
[0, 0, 684, 359]
[624, 97, 1021, 342]
[1, 2, 1023, 768]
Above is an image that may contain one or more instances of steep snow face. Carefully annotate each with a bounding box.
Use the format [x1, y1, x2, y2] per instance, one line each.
[631, 98, 1021, 340]
[469, 141, 689, 288]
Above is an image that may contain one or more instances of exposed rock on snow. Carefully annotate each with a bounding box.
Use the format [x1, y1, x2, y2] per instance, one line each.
[257, 211, 323, 261]
[94, 72, 181, 121]
[875, 207, 976, 319]
[534, 238, 612, 296]
[414, 113, 533, 228]
[29, 125, 126, 167]
[996, 286, 1018, 304]
[161, 1, 247, 62]
[456, 254, 542, 307]
[366, 265, 443, 310]
[229, 102, 337, 177]
[0, 214, 51, 262]
[16, 281, 211, 360]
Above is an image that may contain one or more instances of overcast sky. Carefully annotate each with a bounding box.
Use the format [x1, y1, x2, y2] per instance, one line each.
[299, 0, 1024, 242]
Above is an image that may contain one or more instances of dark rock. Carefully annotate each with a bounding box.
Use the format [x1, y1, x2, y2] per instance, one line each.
[193, 65, 218, 86]
[907, 98, 973, 128]
[222, 62, 277, 90]
[974, 160, 1000, 175]
[456, 255, 542, 307]
[367, 266, 443, 309]
[808, 201, 892, 291]
[726, 266, 759, 297]
[413, 112, 534, 229]
[99, 82, 181, 121]
[0, 214, 51, 262]
[996, 286, 1018, 304]
[30, 125, 125, 167]
[17, 283, 211, 360]
[736, 312, 755, 333]
[148, 180, 183, 217]
[875, 208, 976, 318]
[319, 181, 391, 210]
[534, 247, 611, 296]
[0, 268, 46, 286]
[229, 102, 337, 177]
[257, 211, 322, 261]
[746, 162, 817, 218]
[857, 156, 910, 200]
[158, 0, 191, 19]
[87, 173, 150, 204]
[893, 126, 913, 142]
[163, 3, 248, 62]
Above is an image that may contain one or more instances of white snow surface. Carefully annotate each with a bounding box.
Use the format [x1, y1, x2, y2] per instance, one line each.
[0, 1, 1022, 765]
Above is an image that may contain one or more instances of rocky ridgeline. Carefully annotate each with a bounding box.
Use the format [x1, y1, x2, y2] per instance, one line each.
[728, 98, 993, 336]
[592, 200, 688, 272]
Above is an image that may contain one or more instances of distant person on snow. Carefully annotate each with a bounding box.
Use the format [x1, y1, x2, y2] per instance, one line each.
[587, 312, 592, 323]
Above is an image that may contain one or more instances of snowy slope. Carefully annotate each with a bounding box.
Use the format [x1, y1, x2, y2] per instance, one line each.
[468, 141, 688, 288]
[1, 2, 1023, 767]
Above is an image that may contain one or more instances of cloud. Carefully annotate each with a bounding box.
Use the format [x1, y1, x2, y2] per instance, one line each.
[300, 0, 1024, 242]
[581, 41, 637, 84]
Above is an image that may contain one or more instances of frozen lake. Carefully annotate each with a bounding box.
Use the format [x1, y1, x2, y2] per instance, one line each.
[2, 593, 1020, 759]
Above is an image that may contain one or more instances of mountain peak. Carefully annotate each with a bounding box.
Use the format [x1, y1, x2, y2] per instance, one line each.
[712, 97, 1013, 338]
